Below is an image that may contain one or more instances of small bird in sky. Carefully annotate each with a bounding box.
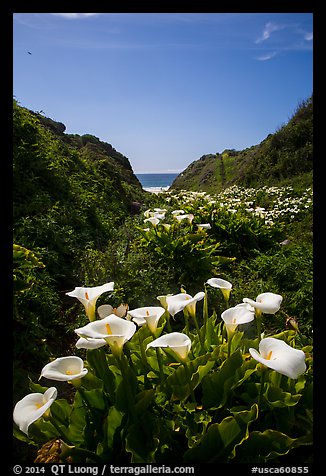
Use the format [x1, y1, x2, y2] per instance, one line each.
[27, 51, 32, 55]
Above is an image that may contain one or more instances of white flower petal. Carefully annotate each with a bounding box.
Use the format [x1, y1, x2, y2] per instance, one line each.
[249, 337, 306, 379]
[146, 332, 191, 360]
[76, 337, 107, 349]
[13, 387, 57, 435]
[206, 278, 232, 290]
[40, 356, 88, 381]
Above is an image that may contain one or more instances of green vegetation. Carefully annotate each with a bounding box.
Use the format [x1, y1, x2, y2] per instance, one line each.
[13, 98, 313, 464]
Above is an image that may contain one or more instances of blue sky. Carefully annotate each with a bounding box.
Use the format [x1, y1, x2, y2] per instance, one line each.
[13, 13, 313, 173]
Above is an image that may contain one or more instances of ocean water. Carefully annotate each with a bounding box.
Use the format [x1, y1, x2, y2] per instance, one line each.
[136, 173, 179, 193]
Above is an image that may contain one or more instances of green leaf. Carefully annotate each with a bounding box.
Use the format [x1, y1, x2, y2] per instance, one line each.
[50, 398, 72, 425]
[184, 404, 258, 463]
[164, 353, 215, 401]
[202, 349, 244, 409]
[134, 389, 156, 415]
[125, 414, 159, 463]
[264, 383, 301, 408]
[104, 406, 125, 454]
[67, 392, 88, 446]
[86, 348, 117, 400]
[234, 429, 312, 462]
[79, 388, 107, 412]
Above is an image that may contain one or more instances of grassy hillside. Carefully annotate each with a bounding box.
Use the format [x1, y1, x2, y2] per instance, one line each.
[171, 96, 313, 193]
[13, 99, 146, 396]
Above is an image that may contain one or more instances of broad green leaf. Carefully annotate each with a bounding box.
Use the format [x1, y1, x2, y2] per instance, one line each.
[67, 391, 88, 446]
[125, 414, 159, 463]
[202, 349, 244, 409]
[184, 403, 258, 463]
[50, 398, 72, 425]
[134, 389, 155, 415]
[234, 429, 312, 462]
[86, 348, 117, 400]
[28, 419, 59, 444]
[264, 383, 301, 408]
[78, 387, 107, 412]
[164, 353, 215, 401]
[104, 406, 125, 454]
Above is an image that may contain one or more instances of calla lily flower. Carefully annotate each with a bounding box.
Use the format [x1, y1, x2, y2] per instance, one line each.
[13, 387, 57, 436]
[221, 303, 255, 336]
[166, 292, 205, 318]
[157, 294, 173, 310]
[40, 356, 88, 382]
[76, 337, 107, 349]
[146, 332, 192, 361]
[206, 277, 232, 302]
[127, 306, 165, 333]
[243, 292, 283, 316]
[66, 282, 115, 321]
[171, 209, 185, 215]
[75, 314, 136, 357]
[144, 217, 160, 226]
[197, 223, 211, 230]
[98, 304, 129, 319]
[249, 337, 306, 379]
[174, 214, 194, 224]
[154, 208, 167, 213]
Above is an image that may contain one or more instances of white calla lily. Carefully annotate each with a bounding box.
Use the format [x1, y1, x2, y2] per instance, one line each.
[174, 213, 194, 224]
[40, 356, 88, 382]
[221, 303, 255, 336]
[243, 292, 283, 315]
[146, 332, 192, 361]
[206, 277, 232, 302]
[166, 292, 205, 318]
[66, 282, 115, 321]
[13, 387, 57, 436]
[75, 314, 136, 357]
[127, 306, 165, 333]
[144, 217, 160, 226]
[197, 223, 211, 230]
[249, 337, 306, 379]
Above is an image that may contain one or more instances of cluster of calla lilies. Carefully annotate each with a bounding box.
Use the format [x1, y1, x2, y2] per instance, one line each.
[13, 277, 307, 441]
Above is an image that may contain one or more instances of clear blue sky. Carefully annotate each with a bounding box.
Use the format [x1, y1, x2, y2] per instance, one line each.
[13, 13, 313, 173]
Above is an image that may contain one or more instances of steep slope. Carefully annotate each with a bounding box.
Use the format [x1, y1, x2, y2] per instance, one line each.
[171, 96, 312, 193]
[13, 100, 145, 289]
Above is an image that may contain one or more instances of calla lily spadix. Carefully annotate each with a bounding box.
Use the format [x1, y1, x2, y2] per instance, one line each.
[206, 278, 232, 302]
[75, 314, 136, 357]
[66, 282, 115, 322]
[127, 306, 165, 334]
[166, 292, 205, 318]
[40, 356, 88, 382]
[13, 387, 57, 436]
[249, 337, 306, 379]
[221, 303, 255, 336]
[146, 332, 192, 361]
[98, 303, 129, 319]
[243, 292, 283, 316]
